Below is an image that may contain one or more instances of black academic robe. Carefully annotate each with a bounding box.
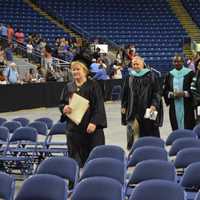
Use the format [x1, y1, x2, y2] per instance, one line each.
[59, 79, 107, 167]
[164, 71, 195, 130]
[121, 71, 162, 137]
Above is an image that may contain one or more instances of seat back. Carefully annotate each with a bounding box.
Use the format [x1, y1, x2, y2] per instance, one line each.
[128, 146, 168, 167]
[2, 121, 21, 133]
[28, 121, 48, 136]
[0, 117, 6, 126]
[36, 157, 79, 185]
[174, 148, 200, 169]
[169, 138, 200, 156]
[72, 177, 123, 200]
[0, 172, 15, 200]
[35, 117, 53, 129]
[166, 129, 196, 146]
[15, 174, 67, 200]
[129, 180, 184, 200]
[128, 160, 175, 185]
[12, 117, 29, 127]
[87, 145, 126, 164]
[81, 158, 125, 185]
[129, 136, 165, 155]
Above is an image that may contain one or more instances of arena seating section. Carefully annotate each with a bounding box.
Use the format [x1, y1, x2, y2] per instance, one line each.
[0, 0, 69, 46]
[181, 0, 200, 28]
[33, 0, 187, 73]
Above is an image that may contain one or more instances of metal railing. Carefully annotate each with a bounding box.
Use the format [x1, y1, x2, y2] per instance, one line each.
[0, 36, 70, 69]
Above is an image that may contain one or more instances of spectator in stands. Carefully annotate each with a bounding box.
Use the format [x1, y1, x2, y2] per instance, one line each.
[127, 49, 136, 61]
[102, 53, 112, 68]
[121, 56, 162, 149]
[191, 62, 200, 124]
[0, 70, 6, 84]
[54, 67, 64, 82]
[3, 62, 19, 84]
[112, 61, 122, 79]
[45, 68, 56, 82]
[15, 28, 25, 45]
[93, 59, 109, 81]
[116, 49, 123, 64]
[26, 40, 34, 62]
[44, 46, 53, 70]
[39, 38, 46, 51]
[36, 66, 46, 82]
[89, 58, 99, 76]
[0, 23, 7, 37]
[93, 47, 101, 60]
[7, 24, 14, 43]
[186, 55, 195, 72]
[65, 49, 74, 62]
[5, 43, 13, 62]
[61, 67, 73, 82]
[164, 54, 195, 130]
[23, 68, 38, 83]
[0, 23, 7, 48]
[0, 46, 6, 67]
[59, 61, 107, 167]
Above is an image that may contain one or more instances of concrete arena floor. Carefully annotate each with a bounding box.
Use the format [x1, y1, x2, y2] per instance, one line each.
[0, 101, 171, 148]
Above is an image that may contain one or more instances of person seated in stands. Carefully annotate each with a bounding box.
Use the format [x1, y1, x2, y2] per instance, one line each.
[5, 43, 13, 62]
[0, 23, 7, 48]
[36, 66, 46, 82]
[65, 49, 74, 62]
[15, 28, 25, 45]
[89, 58, 99, 76]
[93, 59, 109, 80]
[0, 46, 6, 67]
[39, 38, 47, 52]
[3, 62, 20, 84]
[44, 46, 53, 70]
[54, 67, 64, 82]
[61, 67, 73, 82]
[7, 24, 14, 43]
[45, 68, 57, 82]
[93, 47, 101, 60]
[0, 69, 6, 84]
[112, 61, 122, 79]
[127, 49, 136, 61]
[26, 40, 34, 62]
[23, 68, 38, 83]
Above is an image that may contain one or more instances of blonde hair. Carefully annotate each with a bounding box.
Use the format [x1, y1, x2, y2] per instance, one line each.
[71, 61, 89, 75]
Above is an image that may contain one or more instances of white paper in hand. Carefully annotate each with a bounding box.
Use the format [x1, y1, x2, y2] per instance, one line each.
[144, 108, 158, 121]
[66, 93, 89, 125]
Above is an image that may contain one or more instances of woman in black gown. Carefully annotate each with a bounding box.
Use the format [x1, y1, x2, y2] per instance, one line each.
[59, 61, 107, 167]
[121, 56, 162, 149]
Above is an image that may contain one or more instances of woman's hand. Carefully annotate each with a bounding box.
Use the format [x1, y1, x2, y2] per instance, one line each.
[150, 105, 156, 113]
[87, 123, 96, 134]
[63, 105, 72, 114]
[174, 92, 184, 98]
[121, 108, 126, 114]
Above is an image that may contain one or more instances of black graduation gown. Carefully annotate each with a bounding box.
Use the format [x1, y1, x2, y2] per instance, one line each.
[164, 71, 195, 130]
[121, 71, 162, 137]
[59, 79, 107, 167]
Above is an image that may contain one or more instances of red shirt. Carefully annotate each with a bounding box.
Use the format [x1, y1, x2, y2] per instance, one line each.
[15, 32, 25, 44]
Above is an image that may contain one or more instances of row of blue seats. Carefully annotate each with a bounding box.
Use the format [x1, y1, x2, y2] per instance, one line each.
[2, 129, 200, 199]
